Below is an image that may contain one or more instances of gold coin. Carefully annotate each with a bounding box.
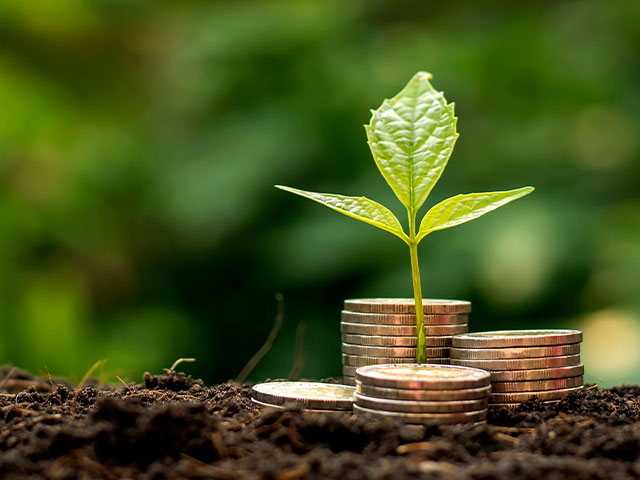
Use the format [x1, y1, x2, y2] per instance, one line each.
[354, 404, 486, 424]
[450, 344, 580, 360]
[491, 376, 583, 393]
[356, 383, 491, 401]
[344, 298, 471, 314]
[489, 365, 584, 382]
[252, 382, 354, 410]
[341, 322, 468, 336]
[452, 330, 582, 348]
[355, 364, 491, 390]
[341, 310, 468, 325]
[341, 334, 452, 347]
[490, 386, 583, 403]
[342, 343, 450, 358]
[342, 354, 449, 367]
[450, 354, 581, 370]
[354, 392, 488, 413]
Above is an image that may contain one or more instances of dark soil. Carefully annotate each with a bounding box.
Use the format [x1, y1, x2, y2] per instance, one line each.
[1, 366, 640, 479]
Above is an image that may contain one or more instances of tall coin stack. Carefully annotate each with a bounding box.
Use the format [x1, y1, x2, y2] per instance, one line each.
[354, 364, 491, 424]
[341, 299, 471, 386]
[450, 330, 584, 407]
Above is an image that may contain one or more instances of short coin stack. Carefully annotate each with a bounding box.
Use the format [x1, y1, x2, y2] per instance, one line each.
[252, 382, 355, 412]
[341, 298, 471, 386]
[354, 364, 491, 424]
[450, 330, 584, 407]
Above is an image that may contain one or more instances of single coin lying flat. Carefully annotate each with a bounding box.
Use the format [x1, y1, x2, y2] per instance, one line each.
[252, 382, 355, 411]
[341, 322, 468, 336]
[450, 344, 580, 360]
[452, 330, 582, 348]
[353, 404, 486, 424]
[344, 298, 471, 315]
[341, 310, 468, 325]
[356, 383, 492, 401]
[341, 333, 452, 347]
[450, 354, 581, 370]
[355, 364, 491, 390]
[490, 376, 583, 393]
[489, 364, 585, 382]
[342, 354, 449, 367]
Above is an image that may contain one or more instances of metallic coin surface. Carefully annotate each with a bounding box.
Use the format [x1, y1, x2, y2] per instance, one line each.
[341, 333, 452, 347]
[488, 400, 561, 409]
[345, 298, 471, 315]
[342, 354, 449, 367]
[356, 383, 491, 401]
[342, 343, 450, 358]
[341, 322, 468, 336]
[451, 354, 581, 370]
[251, 398, 341, 413]
[342, 376, 356, 386]
[489, 364, 585, 382]
[452, 330, 582, 348]
[490, 386, 584, 403]
[252, 382, 354, 410]
[355, 364, 491, 390]
[450, 344, 580, 360]
[491, 376, 583, 393]
[354, 404, 486, 424]
[342, 310, 468, 325]
[354, 392, 488, 413]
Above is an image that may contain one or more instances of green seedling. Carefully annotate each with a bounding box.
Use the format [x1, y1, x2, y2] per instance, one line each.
[276, 72, 533, 363]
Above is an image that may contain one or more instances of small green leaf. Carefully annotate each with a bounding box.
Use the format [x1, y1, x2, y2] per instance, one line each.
[275, 185, 408, 241]
[365, 72, 458, 213]
[417, 186, 535, 241]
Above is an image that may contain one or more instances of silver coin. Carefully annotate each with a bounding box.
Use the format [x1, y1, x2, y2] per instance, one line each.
[355, 364, 491, 390]
[341, 333, 452, 347]
[354, 392, 488, 413]
[452, 330, 582, 348]
[356, 383, 491, 401]
[450, 344, 580, 360]
[450, 354, 581, 370]
[251, 398, 343, 413]
[489, 365, 585, 382]
[490, 386, 584, 403]
[342, 343, 450, 358]
[342, 354, 449, 367]
[252, 382, 354, 410]
[341, 322, 468, 336]
[491, 376, 583, 393]
[342, 310, 468, 325]
[353, 404, 486, 424]
[345, 298, 471, 314]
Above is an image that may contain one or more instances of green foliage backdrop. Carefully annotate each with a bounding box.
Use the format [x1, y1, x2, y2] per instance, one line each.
[0, 0, 638, 385]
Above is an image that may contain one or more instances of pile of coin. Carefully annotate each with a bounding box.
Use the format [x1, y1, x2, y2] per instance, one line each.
[341, 298, 471, 385]
[353, 364, 491, 424]
[450, 330, 584, 407]
[251, 382, 355, 412]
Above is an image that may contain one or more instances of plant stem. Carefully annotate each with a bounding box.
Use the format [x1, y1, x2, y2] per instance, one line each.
[408, 210, 426, 364]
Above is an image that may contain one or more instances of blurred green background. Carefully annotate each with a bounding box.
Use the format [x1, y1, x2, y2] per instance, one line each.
[0, 0, 638, 386]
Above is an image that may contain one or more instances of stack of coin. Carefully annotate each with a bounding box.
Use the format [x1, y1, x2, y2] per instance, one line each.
[450, 330, 584, 407]
[354, 364, 491, 424]
[341, 298, 471, 385]
[251, 382, 354, 412]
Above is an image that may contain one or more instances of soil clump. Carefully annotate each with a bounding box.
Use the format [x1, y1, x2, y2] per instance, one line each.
[1, 365, 638, 479]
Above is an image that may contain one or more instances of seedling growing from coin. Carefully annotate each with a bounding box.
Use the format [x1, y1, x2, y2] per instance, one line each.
[276, 72, 533, 363]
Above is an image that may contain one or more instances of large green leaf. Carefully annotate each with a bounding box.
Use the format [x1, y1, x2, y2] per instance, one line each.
[365, 72, 458, 213]
[275, 185, 407, 241]
[417, 187, 534, 241]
